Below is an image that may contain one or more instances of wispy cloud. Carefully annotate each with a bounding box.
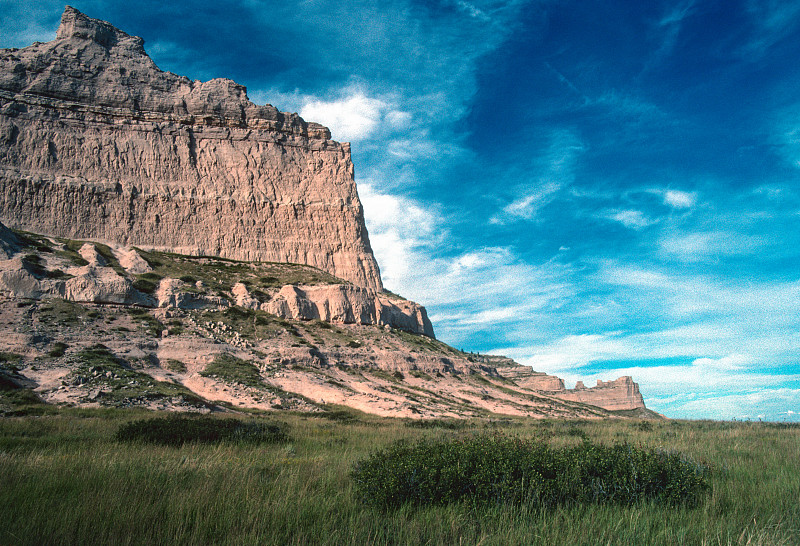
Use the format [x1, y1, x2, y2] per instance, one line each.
[658, 231, 764, 262]
[492, 130, 584, 223]
[742, 0, 800, 59]
[603, 209, 656, 230]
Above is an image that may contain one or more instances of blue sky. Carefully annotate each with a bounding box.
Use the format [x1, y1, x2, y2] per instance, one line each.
[3, 0, 800, 421]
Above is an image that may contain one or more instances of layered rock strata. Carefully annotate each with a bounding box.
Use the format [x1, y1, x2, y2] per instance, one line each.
[0, 222, 433, 336]
[262, 284, 434, 337]
[557, 377, 645, 412]
[0, 6, 382, 290]
[495, 361, 645, 411]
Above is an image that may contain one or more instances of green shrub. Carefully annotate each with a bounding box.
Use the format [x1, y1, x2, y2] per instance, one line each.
[48, 342, 68, 358]
[352, 435, 711, 509]
[115, 416, 288, 446]
[164, 359, 187, 373]
[132, 278, 158, 294]
[0, 352, 22, 364]
[200, 354, 262, 388]
[405, 419, 468, 430]
[21, 254, 46, 278]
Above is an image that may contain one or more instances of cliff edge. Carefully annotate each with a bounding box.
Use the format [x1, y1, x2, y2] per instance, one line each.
[0, 6, 383, 290]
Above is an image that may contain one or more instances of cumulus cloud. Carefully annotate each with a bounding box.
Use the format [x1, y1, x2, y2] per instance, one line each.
[358, 181, 440, 285]
[299, 90, 410, 143]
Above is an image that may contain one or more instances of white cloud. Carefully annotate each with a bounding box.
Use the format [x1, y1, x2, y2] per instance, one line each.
[492, 131, 584, 223]
[691, 354, 750, 370]
[663, 189, 697, 208]
[359, 183, 575, 343]
[659, 231, 763, 262]
[299, 90, 410, 143]
[498, 182, 562, 222]
[456, 1, 490, 21]
[742, 0, 800, 59]
[358, 181, 439, 285]
[605, 209, 655, 230]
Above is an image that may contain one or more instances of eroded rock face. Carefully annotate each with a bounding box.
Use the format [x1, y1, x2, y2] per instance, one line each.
[0, 6, 383, 290]
[0, 221, 19, 259]
[0, 222, 434, 337]
[263, 284, 435, 337]
[557, 376, 646, 411]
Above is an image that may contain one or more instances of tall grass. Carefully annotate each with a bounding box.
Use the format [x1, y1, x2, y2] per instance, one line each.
[0, 412, 797, 545]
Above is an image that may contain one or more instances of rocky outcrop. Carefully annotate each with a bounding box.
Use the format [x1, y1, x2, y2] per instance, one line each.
[495, 361, 645, 411]
[0, 6, 382, 290]
[155, 278, 229, 310]
[556, 377, 646, 411]
[0, 221, 20, 259]
[0, 254, 154, 306]
[495, 365, 566, 391]
[255, 283, 434, 337]
[0, 222, 434, 336]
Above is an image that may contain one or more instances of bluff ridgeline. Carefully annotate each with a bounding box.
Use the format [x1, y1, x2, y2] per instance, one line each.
[0, 6, 381, 290]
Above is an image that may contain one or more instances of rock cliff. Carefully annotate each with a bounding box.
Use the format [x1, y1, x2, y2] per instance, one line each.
[493, 358, 646, 412]
[0, 6, 382, 290]
[557, 377, 646, 412]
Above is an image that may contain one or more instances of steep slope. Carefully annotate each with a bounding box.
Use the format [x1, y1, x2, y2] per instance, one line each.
[0, 226, 652, 418]
[0, 6, 382, 290]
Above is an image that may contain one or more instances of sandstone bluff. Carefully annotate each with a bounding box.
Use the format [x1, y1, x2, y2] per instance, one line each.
[0, 7, 652, 419]
[0, 6, 381, 290]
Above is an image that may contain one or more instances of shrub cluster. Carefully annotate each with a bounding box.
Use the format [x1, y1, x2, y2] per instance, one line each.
[352, 434, 710, 509]
[115, 416, 288, 446]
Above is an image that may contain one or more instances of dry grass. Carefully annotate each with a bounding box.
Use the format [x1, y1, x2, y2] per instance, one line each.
[0, 412, 797, 545]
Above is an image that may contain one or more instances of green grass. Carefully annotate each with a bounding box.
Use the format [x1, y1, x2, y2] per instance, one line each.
[66, 345, 210, 407]
[0, 412, 797, 545]
[127, 308, 165, 337]
[132, 248, 346, 297]
[115, 415, 288, 445]
[200, 353, 263, 388]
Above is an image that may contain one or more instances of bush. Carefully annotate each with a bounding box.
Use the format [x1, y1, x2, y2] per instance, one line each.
[48, 342, 68, 358]
[115, 416, 288, 446]
[405, 419, 468, 430]
[200, 354, 262, 388]
[352, 435, 710, 509]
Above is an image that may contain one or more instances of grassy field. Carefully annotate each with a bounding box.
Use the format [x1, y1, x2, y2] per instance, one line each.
[0, 410, 798, 545]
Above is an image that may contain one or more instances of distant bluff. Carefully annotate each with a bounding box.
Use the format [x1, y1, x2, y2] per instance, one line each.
[0, 6, 383, 291]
